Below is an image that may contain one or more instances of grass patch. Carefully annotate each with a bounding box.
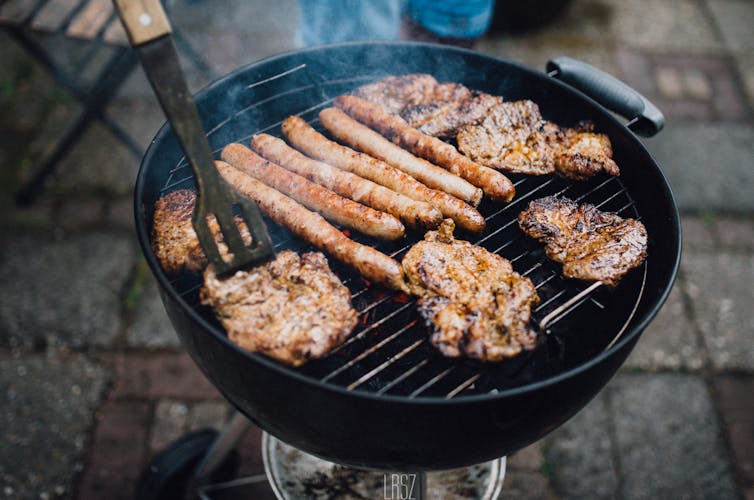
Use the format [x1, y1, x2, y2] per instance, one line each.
[123, 255, 150, 315]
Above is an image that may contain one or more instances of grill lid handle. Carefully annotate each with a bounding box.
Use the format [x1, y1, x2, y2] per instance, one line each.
[546, 56, 664, 137]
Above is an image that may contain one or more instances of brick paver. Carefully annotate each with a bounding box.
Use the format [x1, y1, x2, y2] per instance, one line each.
[714, 375, 754, 498]
[109, 352, 221, 401]
[76, 401, 151, 500]
[1, 1, 753, 499]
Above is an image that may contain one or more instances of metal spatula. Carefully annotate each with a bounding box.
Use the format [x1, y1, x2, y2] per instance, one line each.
[114, 0, 273, 276]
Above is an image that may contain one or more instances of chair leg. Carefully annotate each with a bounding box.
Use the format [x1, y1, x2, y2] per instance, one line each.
[14, 109, 94, 205]
[12, 39, 139, 205]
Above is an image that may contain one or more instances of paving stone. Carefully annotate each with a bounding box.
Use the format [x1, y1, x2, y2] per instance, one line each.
[50, 122, 140, 195]
[188, 400, 231, 432]
[625, 281, 705, 371]
[106, 196, 136, 233]
[734, 54, 754, 110]
[149, 399, 190, 454]
[610, 0, 724, 52]
[503, 471, 557, 500]
[110, 352, 221, 400]
[544, 395, 619, 499]
[0, 232, 135, 349]
[656, 66, 685, 99]
[507, 443, 544, 472]
[105, 96, 165, 153]
[55, 198, 106, 230]
[76, 400, 151, 500]
[683, 251, 754, 370]
[681, 215, 719, 251]
[0, 354, 106, 500]
[716, 216, 754, 250]
[127, 277, 181, 349]
[713, 375, 754, 496]
[707, 0, 754, 53]
[684, 67, 714, 100]
[642, 122, 754, 212]
[610, 373, 737, 499]
[617, 50, 751, 121]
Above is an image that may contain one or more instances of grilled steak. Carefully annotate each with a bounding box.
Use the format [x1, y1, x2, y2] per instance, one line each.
[552, 124, 620, 180]
[354, 75, 618, 180]
[518, 196, 647, 287]
[201, 250, 358, 367]
[457, 100, 556, 175]
[457, 101, 620, 179]
[402, 219, 539, 361]
[152, 189, 251, 274]
[353, 73, 441, 114]
[354, 73, 500, 138]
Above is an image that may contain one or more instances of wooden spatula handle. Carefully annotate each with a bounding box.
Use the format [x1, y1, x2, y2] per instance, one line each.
[113, 0, 172, 46]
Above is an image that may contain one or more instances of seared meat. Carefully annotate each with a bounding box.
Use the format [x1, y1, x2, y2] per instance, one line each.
[402, 89, 500, 138]
[353, 74, 440, 114]
[354, 75, 619, 179]
[354, 73, 500, 138]
[201, 250, 358, 367]
[552, 124, 620, 180]
[402, 220, 539, 361]
[151, 189, 251, 274]
[457, 100, 556, 175]
[458, 101, 619, 179]
[518, 196, 647, 287]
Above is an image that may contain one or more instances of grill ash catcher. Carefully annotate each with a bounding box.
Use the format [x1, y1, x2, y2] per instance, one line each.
[131, 41, 678, 499]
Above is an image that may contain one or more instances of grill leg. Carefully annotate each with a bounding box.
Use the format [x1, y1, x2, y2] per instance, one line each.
[413, 471, 427, 500]
[186, 411, 251, 497]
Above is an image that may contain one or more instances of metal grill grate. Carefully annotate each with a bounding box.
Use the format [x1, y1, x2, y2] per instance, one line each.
[159, 65, 647, 400]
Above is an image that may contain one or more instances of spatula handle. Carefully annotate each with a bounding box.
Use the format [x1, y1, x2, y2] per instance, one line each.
[113, 0, 172, 46]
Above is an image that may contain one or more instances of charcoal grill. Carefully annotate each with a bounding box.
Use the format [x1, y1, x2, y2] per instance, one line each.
[134, 42, 680, 474]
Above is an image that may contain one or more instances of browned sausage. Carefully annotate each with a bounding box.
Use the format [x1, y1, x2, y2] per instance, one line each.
[251, 133, 441, 231]
[221, 143, 404, 241]
[319, 107, 483, 206]
[282, 116, 486, 233]
[215, 160, 408, 291]
[334, 95, 516, 203]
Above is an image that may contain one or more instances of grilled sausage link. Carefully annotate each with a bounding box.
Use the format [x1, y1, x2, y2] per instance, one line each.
[319, 107, 483, 207]
[335, 95, 516, 203]
[221, 143, 404, 241]
[215, 161, 408, 291]
[282, 116, 486, 233]
[251, 133, 441, 231]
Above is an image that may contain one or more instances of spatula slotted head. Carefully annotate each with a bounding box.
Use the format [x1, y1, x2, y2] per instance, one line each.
[193, 185, 274, 277]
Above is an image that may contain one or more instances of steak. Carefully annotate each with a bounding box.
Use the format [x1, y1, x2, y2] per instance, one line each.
[201, 250, 358, 366]
[402, 219, 540, 361]
[457, 101, 620, 179]
[354, 73, 500, 138]
[151, 189, 251, 274]
[518, 196, 647, 287]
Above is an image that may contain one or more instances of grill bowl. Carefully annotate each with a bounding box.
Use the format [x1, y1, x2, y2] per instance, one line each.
[135, 42, 680, 470]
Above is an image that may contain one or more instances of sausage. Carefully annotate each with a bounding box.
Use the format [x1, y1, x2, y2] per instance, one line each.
[221, 143, 404, 241]
[251, 133, 442, 231]
[319, 107, 483, 206]
[282, 116, 486, 233]
[334, 95, 516, 203]
[215, 160, 408, 291]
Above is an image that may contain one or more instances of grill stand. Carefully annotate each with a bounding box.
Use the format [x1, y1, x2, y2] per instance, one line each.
[137, 411, 505, 499]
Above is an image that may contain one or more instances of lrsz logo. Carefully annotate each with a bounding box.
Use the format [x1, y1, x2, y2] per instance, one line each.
[383, 473, 417, 499]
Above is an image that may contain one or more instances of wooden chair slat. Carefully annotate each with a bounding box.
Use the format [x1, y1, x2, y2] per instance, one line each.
[30, 0, 78, 31]
[65, 0, 111, 40]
